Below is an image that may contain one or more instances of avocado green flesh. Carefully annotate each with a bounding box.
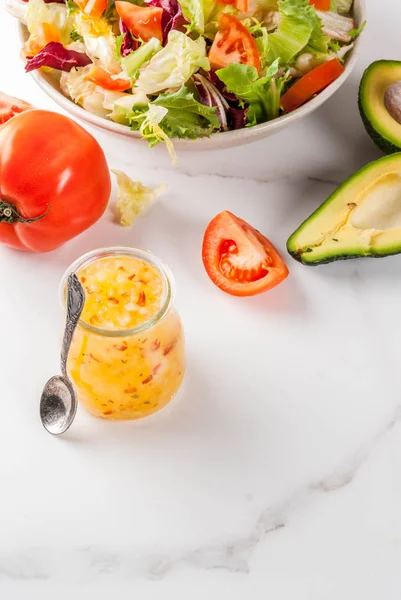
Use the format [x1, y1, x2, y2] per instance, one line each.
[359, 60, 401, 154]
[287, 154, 401, 265]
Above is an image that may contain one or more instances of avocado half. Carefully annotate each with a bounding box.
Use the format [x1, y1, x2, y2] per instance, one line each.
[359, 60, 401, 154]
[287, 153, 401, 265]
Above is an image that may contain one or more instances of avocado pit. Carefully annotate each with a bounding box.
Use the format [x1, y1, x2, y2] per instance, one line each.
[384, 80, 401, 125]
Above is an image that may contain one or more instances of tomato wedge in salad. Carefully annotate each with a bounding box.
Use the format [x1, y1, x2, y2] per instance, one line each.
[85, 67, 131, 91]
[0, 92, 32, 125]
[202, 211, 289, 296]
[115, 2, 163, 42]
[281, 59, 345, 112]
[209, 14, 260, 72]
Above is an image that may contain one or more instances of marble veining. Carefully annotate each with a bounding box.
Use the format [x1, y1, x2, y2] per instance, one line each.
[1, 402, 400, 583]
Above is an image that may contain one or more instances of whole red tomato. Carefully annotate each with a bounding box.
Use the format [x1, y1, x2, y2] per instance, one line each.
[0, 109, 111, 251]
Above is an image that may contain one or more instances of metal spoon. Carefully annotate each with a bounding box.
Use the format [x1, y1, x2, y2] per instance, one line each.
[40, 273, 85, 435]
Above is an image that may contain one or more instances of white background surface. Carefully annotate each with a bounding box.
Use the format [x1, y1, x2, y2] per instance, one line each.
[1, 0, 401, 598]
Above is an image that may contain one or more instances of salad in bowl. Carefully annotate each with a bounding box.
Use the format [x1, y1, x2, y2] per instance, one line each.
[8, 0, 363, 155]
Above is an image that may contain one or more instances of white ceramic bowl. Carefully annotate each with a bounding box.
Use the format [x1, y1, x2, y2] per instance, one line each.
[18, 0, 366, 150]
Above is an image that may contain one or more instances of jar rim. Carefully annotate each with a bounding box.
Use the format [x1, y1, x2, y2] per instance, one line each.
[59, 246, 175, 338]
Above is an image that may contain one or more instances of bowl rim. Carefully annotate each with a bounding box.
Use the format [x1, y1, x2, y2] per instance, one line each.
[17, 0, 366, 149]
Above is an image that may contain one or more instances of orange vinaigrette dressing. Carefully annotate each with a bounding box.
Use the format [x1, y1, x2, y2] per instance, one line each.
[65, 252, 185, 420]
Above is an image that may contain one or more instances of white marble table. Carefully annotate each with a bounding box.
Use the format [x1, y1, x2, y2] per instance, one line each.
[1, 1, 401, 597]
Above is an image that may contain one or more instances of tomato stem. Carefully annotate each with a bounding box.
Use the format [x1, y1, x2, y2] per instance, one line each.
[0, 201, 49, 224]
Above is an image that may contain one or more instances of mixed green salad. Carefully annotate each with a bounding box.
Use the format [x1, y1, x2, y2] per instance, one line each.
[7, 0, 362, 154]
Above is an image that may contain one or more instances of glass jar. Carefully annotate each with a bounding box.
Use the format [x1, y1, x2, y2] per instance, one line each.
[60, 247, 185, 420]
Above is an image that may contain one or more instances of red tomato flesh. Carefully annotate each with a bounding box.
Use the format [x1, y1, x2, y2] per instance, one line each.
[115, 2, 163, 42]
[0, 92, 32, 125]
[309, 0, 331, 10]
[85, 67, 131, 91]
[202, 211, 289, 296]
[209, 13, 260, 72]
[281, 58, 345, 113]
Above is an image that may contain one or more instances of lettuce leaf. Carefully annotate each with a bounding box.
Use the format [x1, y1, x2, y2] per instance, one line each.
[5, 0, 29, 24]
[110, 92, 150, 124]
[61, 64, 128, 116]
[330, 0, 353, 13]
[26, 0, 74, 45]
[135, 30, 209, 94]
[110, 85, 219, 161]
[112, 85, 219, 138]
[267, 0, 324, 65]
[216, 61, 286, 125]
[152, 85, 220, 138]
[177, 0, 213, 33]
[112, 169, 167, 226]
[74, 13, 122, 74]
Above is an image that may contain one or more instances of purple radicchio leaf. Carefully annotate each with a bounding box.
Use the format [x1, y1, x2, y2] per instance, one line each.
[119, 18, 139, 57]
[208, 71, 247, 130]
[25, 41, 92, 73]
[146, 0, 187, 44]
[193, 73, 229, 132]
[227, 106, 247, 130]
[208, 70, 238, 103]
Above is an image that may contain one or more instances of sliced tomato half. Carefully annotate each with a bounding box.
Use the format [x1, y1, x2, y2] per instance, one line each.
[209, 13, 260, 72]
[115, 1, 163, 42]
[202, 211, 289, 297]
[281, 58, 345, 113]
[85, 67, 131, 91]
[0, 92, 33, 126]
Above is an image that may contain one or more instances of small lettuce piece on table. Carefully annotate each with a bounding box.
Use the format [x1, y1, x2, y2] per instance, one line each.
[135, 30, 209, 94]
[267, 0, 324, 65]
[112, 169, 167, 226]
[217, 61, 287, 125]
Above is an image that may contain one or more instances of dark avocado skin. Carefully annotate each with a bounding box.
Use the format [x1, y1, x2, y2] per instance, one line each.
[359, 61, 401, 155]
[288, 247, 401, 267]
[358, 90, 400, 155]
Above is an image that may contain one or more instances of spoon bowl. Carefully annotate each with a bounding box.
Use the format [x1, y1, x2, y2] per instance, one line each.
[40, 274, 85, 435]
[40, 375, 77, 435]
